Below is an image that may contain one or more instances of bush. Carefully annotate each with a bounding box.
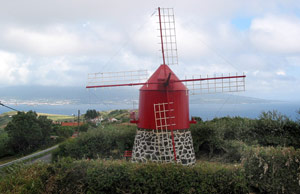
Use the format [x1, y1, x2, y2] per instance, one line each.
[52, 125, 74, 139]
[190, 122, 225, 158]
[242, 146, 300, 194]
[79, 123, 89, 132]
[0, 132, 12, 157]
[43, 157, 89, 193]
[223, 140, 247, 163]
[251, 110, 300, 148]
[0, 162, 49, 194]
[52, 124, 136, 160]
[0, 159, 248, 194]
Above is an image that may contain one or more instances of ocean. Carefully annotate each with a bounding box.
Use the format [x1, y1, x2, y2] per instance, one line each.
[1, 102, 299, 121]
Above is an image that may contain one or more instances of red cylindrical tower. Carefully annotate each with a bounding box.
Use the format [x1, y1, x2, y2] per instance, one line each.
[138, 64, 189, 130]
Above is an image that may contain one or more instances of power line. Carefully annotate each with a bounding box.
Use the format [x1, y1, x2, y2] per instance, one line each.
[0, 101, 20, 112]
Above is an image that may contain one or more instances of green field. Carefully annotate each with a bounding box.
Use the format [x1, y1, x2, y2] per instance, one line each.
[0, 111, 16, 129]
[0, 111, 75, 129]
[36, 113, 74, 121]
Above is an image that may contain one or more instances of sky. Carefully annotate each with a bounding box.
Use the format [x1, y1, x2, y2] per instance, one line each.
[1, 0, 300, 101]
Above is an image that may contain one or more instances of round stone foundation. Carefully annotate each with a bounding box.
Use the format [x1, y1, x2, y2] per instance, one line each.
[132, 129, 196, 165]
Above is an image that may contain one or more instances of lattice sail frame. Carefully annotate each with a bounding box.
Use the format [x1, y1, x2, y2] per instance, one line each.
[154, 102, 176, 130]
[154, 102, 177, 162]
[157, 8, 178, 66]
[184, 73, 246, 95]
[87, 70, 148, 88]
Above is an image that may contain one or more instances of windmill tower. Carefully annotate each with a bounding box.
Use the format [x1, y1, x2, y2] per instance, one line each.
[87, 7, 246, 165]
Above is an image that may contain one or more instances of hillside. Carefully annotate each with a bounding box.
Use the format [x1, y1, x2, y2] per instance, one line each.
[0, 111, 17, 129]
[0, 111, 76, 129]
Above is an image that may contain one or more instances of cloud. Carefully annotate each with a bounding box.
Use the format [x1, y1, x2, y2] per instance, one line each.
[276, 71, 286, 76]
[2, 26, 83, 56]
[0, 51, 30, 85]
[0, 0, 299, 101]
[250, 15, 300, 53]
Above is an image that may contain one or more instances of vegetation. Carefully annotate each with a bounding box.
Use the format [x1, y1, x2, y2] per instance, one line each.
[1, 109, 300, 193]
[106, 109, 131, 122]
[53, 110, 300, 163]
[0, 159, 248, 194]
[37, 113, 74, 122]
[242, 146, 300, 194]
[0, 111, 74, 159]
[84, 109, 99, 120]
[0, 111, 19, 130]
[5, 111, 53, 154]
[52, 124, 136, 160]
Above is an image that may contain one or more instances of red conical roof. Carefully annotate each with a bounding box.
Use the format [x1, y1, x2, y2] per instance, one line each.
[140, 64, 187, 91]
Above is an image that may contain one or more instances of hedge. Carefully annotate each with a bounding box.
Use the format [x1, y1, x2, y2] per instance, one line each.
[0, 159, 248, 194]
[53, 113, 300, 162]
[52, 125, 136, 161]
[242, 146, 300, 194]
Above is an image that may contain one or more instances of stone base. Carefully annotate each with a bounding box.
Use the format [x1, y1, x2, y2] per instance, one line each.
[132, 129, 196, 165]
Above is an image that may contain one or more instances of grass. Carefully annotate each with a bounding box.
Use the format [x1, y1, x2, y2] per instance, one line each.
[0, 143, 61, 166]
[37, 113, 74, 121]
[0, 155, 19, 165]
[0, 112, 15, 129]
[0, 111, 75, 128]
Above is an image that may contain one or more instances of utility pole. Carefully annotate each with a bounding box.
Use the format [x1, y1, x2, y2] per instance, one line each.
[77, 110, 80, 133]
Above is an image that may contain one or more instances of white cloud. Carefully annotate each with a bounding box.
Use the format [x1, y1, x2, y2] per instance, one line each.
[0, 0, 299, 101]
[3, 26, 85, 56]
[0, 51, 30, 85]
[276, 70, 286, 76]
[250, 15, 300, 53]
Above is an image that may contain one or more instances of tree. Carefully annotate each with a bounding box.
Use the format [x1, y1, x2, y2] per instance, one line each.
[4, 111, 53, 154]
[79, 124, 89, 132]
[84, 109, 99, 120]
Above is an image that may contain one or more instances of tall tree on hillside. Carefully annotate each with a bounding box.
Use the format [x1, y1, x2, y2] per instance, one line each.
[84, 109, 99, 120]
[4, 111, 52, 153]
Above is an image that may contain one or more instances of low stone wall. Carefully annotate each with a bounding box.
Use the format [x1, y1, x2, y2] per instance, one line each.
[132, 129, 196, 165]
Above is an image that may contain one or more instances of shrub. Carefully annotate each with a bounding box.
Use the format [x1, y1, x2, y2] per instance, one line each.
[43, 157, 89, 193]
[79, 123, 89, 132]
[0, 159, 248, 194]
[242, 146, 300, 194]
[190, 122, 225, 158]
[52, 125, 74, 139]
[251, 110, 300, 147]
[0, 132, 12, 157]
[52, 124, 136, 160]
[0, 162, 49, 194]
[223, 140, 247, 163]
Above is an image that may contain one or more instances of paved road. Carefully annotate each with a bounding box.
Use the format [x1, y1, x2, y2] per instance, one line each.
[0, 145, 58, 169]
[26, 153, 52, 165]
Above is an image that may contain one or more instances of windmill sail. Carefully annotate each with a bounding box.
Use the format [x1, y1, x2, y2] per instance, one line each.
[182, 73, 246, 95]
[87, 70, 148, 88]
[157, 8, 178, 66]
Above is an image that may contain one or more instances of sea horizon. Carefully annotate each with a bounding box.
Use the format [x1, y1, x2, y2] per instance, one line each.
[1, 101, 299, 121]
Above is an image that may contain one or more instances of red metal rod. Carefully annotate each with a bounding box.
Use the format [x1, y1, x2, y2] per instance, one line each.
[86, 75, 246, 88]
[158, 7, 166, 66]
[165, 85, 177, 161]
[170, 129, 177, 161]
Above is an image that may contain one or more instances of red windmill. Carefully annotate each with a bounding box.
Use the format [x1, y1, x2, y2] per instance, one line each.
[87, 7, 246, 165]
